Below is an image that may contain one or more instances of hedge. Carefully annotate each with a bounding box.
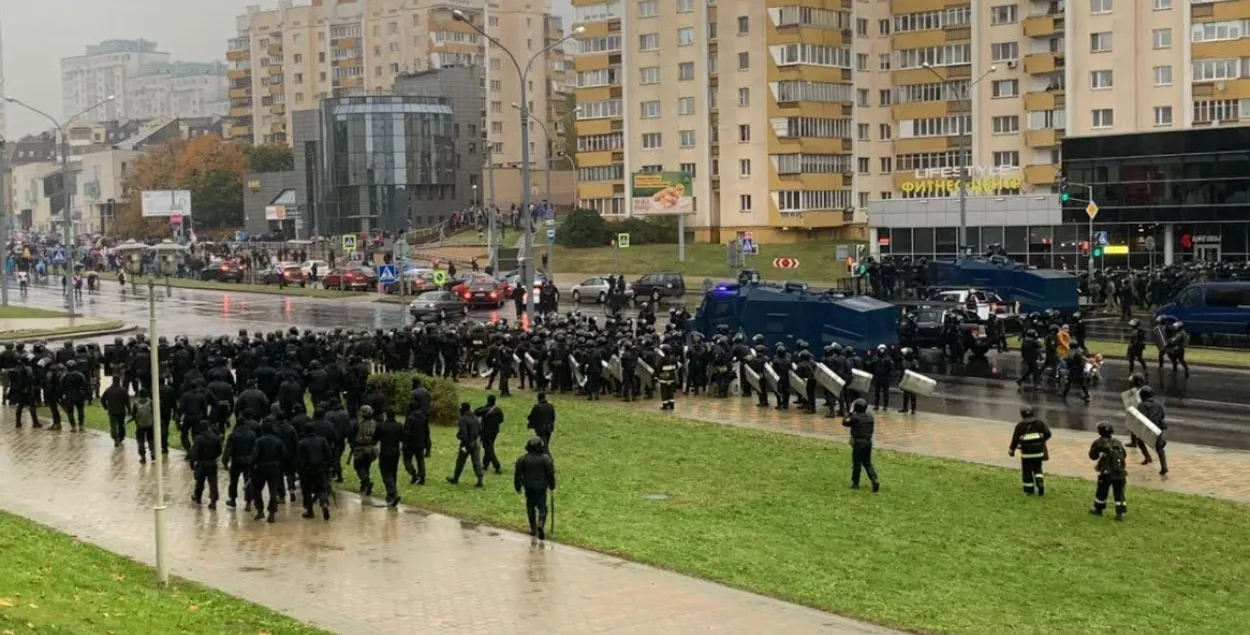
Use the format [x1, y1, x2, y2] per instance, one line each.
[558, 208, 679, 247]
[365, 371, 460, 427]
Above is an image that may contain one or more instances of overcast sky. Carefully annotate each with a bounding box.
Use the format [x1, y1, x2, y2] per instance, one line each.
[0, 0, 572, 139]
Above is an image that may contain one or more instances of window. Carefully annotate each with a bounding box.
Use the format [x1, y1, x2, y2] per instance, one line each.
[991, 42, 1018, 62]
[739, 195, 752, 212]
[992, 151, 1019, 168]
[857, 157, 870, 174]
[1153, 28, 1172, 49]
[293, 53, 303, 63]
[879, 54, 891, 71]
[879, 90, 892, 106]
[857, 53, 869, 72]
[678, 96, 695, 115]
[857, 88, 869, 106]
[857, 123, 870, 140]
[492, 121, 504, 134]
[1154, 65, 1173, 86]
[991, 79, 1018, 98]
[640, 100, 661, 118]
[490, 80, 502, 92]
[1091, 108, 1114, 129]
[678, 62, 695, 80]
[678, 27, 694, 46]
[1092, 0, 1112, 13]
[1193, 99, 1240, 123]
[677, 0, 693, 12]
[738, 52, 750, 70]
[879, 123, 893, 139]
[739, 159, 751, 176]
[640, 66, 661, 84]
[679, 130, 696, 147]
[639, 33, 659, 50]
[1154, 106, 1173, 126]
[737, 16, 749, 34]
[894, 7, 971, 32]
[1090, 70, 1113, 89]
[738, 124, 751, 142]
[680, 162, 696, 177]
[880, 157, 893, 173]
[856, 18, 868, 36]
[639, 0, 658, 18]
[879, 19, 891, 35]
[641, 132, 663, 149]
[1154, 0, 1171, 8]
[991, 115, 1019, 134]
[773, 43, 853, 68]
[294, 72, 303, 84]
[990, 5, 1017, 25]
[1192, 59, 1241, 81]
[896, 44, 973, 69]
[738, 87, 750, 106]
[1191, 20, 1247, 43]
[1090, 32, 1112, 52]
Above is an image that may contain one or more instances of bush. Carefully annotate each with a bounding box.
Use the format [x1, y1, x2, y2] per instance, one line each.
[365, 371, 460, 427]
[557, 208, 681, 247]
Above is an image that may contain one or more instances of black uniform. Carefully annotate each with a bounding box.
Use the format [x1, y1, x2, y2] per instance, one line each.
[403, 385, 433, 484]
[375, 413, 405, 505]
[514, 437, 557, 539]
[527, 397, 556, 451]
[843, 407, 880, 492]
[1090, 435, 1128, 520]
[1009, 416, 1052, 495]
[296, 429, 334, 519]
[1136, 395, 1169, 476]
[190, 426, 223, 507]
[475, 398, 505, 473]
[249, 424, 287, 521]
[224, 423, 257, 508]
[101, 380, 130, 446]
[349, 412, 380, 497]
[449, 409, 484, 486]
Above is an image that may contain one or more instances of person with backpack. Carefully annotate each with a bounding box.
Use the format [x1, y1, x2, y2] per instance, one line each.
[348, 405, 380, 497]
[131, 389, 157, 464]
[1009, 405, 1052, 496]
[1089, 421, 1129, 521]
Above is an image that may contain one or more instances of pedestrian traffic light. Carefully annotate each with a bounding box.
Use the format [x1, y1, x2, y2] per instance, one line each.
[1080, 241, 1090, 256]
[1060, 192, 1071, 202]
[1092, 245, 1103, 257]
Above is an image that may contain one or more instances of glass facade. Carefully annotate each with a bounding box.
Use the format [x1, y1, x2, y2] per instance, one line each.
[314, 96, 458, 235]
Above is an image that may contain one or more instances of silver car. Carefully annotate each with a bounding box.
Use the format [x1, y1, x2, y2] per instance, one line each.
[569, 276, 634, 304]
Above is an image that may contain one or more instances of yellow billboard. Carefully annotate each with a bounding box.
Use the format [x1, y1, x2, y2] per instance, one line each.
[899, 166, 1023, 196]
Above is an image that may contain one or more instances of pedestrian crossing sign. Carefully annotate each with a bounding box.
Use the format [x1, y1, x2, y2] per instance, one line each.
[377, 264, 397, 284]
[741, 232, 758, 255]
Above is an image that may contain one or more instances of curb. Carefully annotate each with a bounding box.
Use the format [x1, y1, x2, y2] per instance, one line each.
[0, 322, 137, 344]
[993, 348, 1247, 372]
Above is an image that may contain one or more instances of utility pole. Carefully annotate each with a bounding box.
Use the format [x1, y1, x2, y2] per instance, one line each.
[0, 136, 9, 307]
[147, 279, 169, 586]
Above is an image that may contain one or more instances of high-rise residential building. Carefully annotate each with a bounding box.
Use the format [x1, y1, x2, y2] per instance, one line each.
[574, 0, 1250, 245]
[124, 62, 230, 120]
[61, 40, 229, 123]
[226, 0, 567, 178]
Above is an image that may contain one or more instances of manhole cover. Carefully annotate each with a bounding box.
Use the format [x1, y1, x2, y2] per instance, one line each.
[642, 493, 670, 501]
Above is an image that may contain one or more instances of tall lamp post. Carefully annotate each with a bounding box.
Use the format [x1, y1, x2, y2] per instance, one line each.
[453, 8, 583, 325]
[0, 135, 8, 307]
[556, 151, 578, 205]
[920, 64, 996, 257]
[514, 104, 580, 276]
[5, 94, 116, 317]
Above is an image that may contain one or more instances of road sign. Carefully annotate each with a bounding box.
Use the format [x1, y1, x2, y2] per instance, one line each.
[1085, 202, 1099, 219]
[1095, 231, 1109, 246]
[741, 231, 758, 256]
[617, 233, 630, 249]
[342, 235, 357, 252]
[1104, 245, 1129, 255]
[546, 228, 556, 244]
[772, 258, 800, 269]
[51, 248, 67, 265]
[377, 264, 397, 284]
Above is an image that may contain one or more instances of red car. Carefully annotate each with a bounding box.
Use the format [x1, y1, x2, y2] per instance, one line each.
[321, 266, 379, 291]
[453, 275, 506, 308]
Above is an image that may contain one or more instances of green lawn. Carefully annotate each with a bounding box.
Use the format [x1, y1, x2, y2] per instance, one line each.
[76, 389, 1250, 634]
[113, 276, 363, 299]
[1085, 338, 1250, 368]
[0, 511, 325, 635]
[0, 306, 68, 319]
[553, 241, 856, 283]
[0, 320, 126, 341]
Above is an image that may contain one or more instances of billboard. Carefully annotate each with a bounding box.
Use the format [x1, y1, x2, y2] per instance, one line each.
[630, 171, 694, 215]
[265, 205, 288, 221]
[141, 190, 193, 218]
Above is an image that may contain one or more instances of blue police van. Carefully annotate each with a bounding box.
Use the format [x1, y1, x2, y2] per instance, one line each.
[1154, 282, 1250, 340]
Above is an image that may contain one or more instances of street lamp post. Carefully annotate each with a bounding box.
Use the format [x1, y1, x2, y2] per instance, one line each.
[484, 142, 499, 271]
[453, 8, 583, 325]
[920, 64, 996, 257]
[5, 94, 116, 317]
[0, 136, 8, 307]
[515, 105, 580, 277]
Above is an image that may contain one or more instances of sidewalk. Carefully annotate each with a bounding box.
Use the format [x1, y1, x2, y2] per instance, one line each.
[656, 394, 1250, 504]
[0, 316, 129, 341]
[0, 419, 899, 635]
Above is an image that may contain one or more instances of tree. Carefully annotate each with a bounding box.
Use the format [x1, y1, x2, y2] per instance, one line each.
[113, 134, 249, 236]
[245, 143, 294, 173]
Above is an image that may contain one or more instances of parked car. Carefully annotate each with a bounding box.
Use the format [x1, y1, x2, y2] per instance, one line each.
[454, 276, 507, 308]
[632, 272, 686, 303]
[301, 259, 330, 279]
[260, 263, 306, 286]
[201, 258, 247, 283]
[498, 270, 558, 303]
[409, 290, 470, 323]
[570, 276, 634, 304]
[448, 272, 493, 294]
[321, 265, 378, 291]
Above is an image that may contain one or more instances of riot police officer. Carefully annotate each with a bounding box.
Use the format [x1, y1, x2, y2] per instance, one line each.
[843, 399, 880, 492]
[1009, 406, 1052, 496]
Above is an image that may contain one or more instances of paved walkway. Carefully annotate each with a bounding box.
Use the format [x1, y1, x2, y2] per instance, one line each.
[0, 419, 898, 635]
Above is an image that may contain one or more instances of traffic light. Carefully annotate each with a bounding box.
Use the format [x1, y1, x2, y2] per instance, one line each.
[1092, 245, 1103, 257]
[1080, 241, 1090, 256]
[1060, 192, 1071, 202]
[1059, 176, 1071, 202]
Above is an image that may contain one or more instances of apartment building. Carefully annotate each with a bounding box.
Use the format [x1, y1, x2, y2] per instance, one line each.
[226, 0, 567, 177]
[576, 0, 1250, 246]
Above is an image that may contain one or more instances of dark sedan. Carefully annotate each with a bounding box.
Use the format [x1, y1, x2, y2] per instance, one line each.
[452, 275, 506, 308]
[260, 264, 306, 287]
[321, 266, 378, 291]
[408, 291, 470, 323]
[201, 259, 247, 282]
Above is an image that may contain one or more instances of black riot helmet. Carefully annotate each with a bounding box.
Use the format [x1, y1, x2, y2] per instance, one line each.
[851, 398, 869, 413]
[1096, 421, 1114, 438]
[1020, 405, 1035, 419]
[1137, 385, 1155, 400]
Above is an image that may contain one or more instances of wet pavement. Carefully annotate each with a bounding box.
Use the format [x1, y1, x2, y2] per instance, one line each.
[13, 281, 1250, 450]
[0, 419, 899, 635]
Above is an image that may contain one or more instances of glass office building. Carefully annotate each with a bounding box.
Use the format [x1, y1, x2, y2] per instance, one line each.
[1062, 126, 1250, 267]
[310, 95, 459, 236]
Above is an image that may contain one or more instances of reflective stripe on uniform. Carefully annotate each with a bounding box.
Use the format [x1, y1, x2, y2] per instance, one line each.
[1022, 452, 1046, 459]
[1021, 432, 1044, 441]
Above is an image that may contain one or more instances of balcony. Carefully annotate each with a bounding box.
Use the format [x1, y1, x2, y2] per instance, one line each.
[791, 210, 849, 229]
[1023, 89, 1064, 111]
[228, 125, 252, 138]
[270, 122, 285, 134]
[269, 103, 286, 116]
[1023, 53, 1064, 75]
[1024, 128, 1063, 148]
[1024, 164, 1059, 186]
[229, 106, 252, 118]
[226, 49, 249, 62]
[227, 69, 250, 80]
[268, 65, 283, 75]
[229, 88, 250, 99]
[1022, 15, 1063, 38]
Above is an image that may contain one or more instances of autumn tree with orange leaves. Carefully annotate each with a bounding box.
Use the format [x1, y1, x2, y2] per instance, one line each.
[111, 134, 250, 238]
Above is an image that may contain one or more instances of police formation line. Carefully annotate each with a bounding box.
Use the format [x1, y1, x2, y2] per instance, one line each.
[2, 308, 1170, 527]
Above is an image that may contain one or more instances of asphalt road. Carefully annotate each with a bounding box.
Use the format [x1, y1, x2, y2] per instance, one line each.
[11, 281, 1249, 450]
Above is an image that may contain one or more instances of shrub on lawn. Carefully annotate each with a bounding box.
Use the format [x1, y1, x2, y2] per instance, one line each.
[365, 372, 460, 426]
[558, 208, 680, 247]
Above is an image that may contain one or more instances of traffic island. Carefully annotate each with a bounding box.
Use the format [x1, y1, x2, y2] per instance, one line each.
[0, 307, 130, 342]
[106, 276, 364, 299]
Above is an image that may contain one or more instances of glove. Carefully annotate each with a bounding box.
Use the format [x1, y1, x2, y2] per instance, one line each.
[459, 446, 467, 454]
[1008, 449, 1015, 458]
[424, 448, 431, 458]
